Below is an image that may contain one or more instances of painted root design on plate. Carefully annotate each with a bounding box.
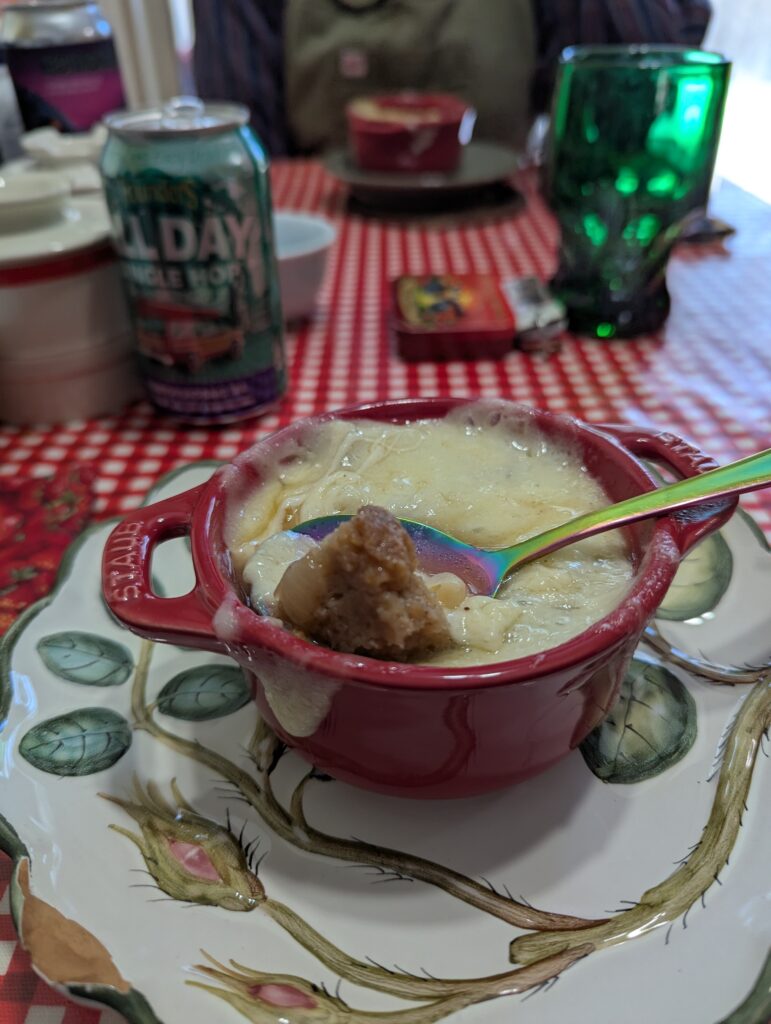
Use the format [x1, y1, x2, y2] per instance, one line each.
[14, 519, 771, 1022]
[88, 636, 767, 1024]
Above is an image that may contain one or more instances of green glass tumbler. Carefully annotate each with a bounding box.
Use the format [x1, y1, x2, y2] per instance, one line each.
[546, 46, 730, 338]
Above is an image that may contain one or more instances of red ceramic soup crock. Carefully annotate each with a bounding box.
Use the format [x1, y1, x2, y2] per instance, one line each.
[102, 399, 736, 798]
[346, 92, 473, 173]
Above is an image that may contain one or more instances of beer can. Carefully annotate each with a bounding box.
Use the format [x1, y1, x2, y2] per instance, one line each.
[101, 97, 286, 423]
[0, 1, 125, 132]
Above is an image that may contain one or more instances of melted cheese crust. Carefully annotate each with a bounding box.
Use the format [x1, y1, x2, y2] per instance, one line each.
[229, 404, 633, 666]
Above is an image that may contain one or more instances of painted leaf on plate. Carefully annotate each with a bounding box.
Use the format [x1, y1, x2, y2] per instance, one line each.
[656, 531, 733, 621]
[19, 708, 132, 776]
[37, 631, 133, 686]
[156, 665, 251, 721]
[580, 657, 697, 783]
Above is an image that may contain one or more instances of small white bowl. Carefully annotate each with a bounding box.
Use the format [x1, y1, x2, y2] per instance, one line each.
[274, 211, 336, 322]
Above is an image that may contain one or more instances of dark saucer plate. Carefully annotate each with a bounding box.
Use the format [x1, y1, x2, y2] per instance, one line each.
[324, 140, 521, 208]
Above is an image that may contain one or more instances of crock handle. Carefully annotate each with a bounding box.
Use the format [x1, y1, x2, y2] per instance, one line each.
[596, 424, 738, 554]
[102, 484, 225, 652]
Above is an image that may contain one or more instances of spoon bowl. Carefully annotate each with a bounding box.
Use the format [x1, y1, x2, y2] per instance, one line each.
[290, 446, 771, 595]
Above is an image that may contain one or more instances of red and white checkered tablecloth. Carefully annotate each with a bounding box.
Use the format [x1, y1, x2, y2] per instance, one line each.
[0, 159, 769, 1023]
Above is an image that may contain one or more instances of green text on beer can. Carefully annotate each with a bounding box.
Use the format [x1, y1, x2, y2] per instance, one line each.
[101, 98, 285, 422]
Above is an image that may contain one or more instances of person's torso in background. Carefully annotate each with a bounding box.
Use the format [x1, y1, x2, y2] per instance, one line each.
[285, 0, 536, 153]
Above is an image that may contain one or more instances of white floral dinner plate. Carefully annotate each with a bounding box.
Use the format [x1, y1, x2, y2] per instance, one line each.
[1, 464, 769, 1024]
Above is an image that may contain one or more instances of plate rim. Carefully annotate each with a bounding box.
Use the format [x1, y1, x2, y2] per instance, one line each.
[0, 516, 164, 1023]
[0, 462, 225, 1023]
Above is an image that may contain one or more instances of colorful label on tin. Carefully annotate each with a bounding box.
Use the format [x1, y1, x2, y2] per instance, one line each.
[7, 41, 125, 132]
[103, 167, 285, 421]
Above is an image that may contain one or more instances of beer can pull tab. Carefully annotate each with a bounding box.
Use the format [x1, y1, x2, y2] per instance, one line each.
[161, 96, 208, 132]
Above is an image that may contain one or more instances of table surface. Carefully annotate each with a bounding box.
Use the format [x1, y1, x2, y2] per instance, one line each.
[0, 159, 769, 1023]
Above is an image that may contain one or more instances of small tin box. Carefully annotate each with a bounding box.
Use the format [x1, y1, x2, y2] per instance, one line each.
[391, 273, 515, 361]
[391, 273, 565, 361]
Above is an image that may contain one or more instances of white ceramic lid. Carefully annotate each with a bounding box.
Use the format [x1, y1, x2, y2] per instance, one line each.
[21, 125, 107, 166]
[0, 170, 111, 267]
[2, 157, 103, 195]
[0, 170, 69, 229]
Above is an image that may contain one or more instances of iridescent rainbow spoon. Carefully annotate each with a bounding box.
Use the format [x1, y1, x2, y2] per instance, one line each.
[290, 446, 771, 596]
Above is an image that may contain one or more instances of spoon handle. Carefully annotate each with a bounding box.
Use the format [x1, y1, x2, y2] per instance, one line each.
[501, 447, 771, 575]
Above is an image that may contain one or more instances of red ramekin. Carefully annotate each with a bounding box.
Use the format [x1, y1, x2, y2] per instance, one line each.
[102, 399, 736, 798]
[346, 92, 473, 173]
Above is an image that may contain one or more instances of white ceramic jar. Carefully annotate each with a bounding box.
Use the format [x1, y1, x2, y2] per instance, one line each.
[0, 171, 138, 424]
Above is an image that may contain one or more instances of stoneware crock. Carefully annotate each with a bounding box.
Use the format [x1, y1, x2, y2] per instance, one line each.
[102, 398, 737, 798]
